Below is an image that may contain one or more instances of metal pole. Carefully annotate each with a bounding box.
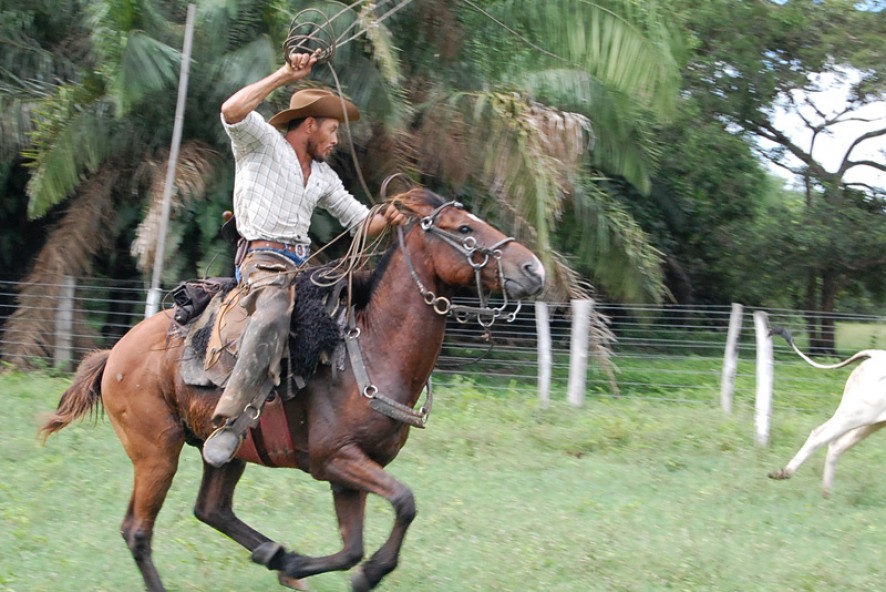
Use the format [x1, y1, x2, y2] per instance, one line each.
[146, 3, 196, 318]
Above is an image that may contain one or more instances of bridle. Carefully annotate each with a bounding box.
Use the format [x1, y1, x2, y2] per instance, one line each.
[344, 199, 526, 429]
[398, 201, 523, 328]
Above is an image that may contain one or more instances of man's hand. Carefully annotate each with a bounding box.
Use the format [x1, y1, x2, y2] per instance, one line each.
[381, 203, 408, 227]
[284, 49, 320, 82]
[221, 49, 321, 124]
[367, 204, 408, 237]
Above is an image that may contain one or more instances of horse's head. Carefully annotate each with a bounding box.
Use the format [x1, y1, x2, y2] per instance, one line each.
[393, 189, 545, 301]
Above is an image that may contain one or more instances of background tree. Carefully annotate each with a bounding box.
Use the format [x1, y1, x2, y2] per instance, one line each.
[674, 0, 886, 352]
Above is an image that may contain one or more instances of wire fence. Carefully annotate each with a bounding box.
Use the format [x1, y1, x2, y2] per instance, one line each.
[2, 276, 885, 414]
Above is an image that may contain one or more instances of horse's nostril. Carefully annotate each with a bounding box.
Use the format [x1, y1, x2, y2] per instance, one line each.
[522, 261, 541, 280]
[522, 260, 546, 289]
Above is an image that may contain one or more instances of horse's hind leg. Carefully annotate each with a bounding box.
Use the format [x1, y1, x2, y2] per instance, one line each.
[119, 445, 183, 592]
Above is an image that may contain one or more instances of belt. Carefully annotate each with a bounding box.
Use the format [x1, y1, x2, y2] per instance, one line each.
[246, 240, 310, 258]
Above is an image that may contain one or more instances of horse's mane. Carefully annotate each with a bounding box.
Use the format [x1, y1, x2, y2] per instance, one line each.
[359, 188, 448, 306]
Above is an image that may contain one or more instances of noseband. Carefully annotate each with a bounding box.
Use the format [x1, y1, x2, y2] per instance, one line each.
[398, 201, 523, 328]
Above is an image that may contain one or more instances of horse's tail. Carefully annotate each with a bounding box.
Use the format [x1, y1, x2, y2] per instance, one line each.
[39, 350, 110, 442]
[769, 326, 874, 370]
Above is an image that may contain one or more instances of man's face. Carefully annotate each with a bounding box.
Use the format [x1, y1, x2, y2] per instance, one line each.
[306, 117, 340, 163]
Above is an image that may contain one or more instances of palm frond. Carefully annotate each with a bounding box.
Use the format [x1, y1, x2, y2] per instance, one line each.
[473, 92, 591, 245]
[112, 30, 183, 115]
[567, 181, 666, 302]
[131, 140, 220, 274]
[0, 97, 36, 161]
[521, 68, 657, 194]
[358, 1, 402, 87]
[531, 0, 680, 117]
[23, 87, 113, 219]
[212, 37, 277, 99]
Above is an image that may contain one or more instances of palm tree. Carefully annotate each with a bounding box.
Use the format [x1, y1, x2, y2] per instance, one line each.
[2, 0, 683, 366]
[1, 0, 277, 365]
[296, 0, 681, 302]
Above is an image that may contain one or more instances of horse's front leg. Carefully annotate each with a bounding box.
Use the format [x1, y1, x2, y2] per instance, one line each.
[268, 484, 368, 580]
[193, 458, 307, 590]
[276, 444, 416, 591]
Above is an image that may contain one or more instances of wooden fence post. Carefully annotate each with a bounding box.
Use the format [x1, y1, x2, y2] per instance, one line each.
[535, 301, 552, 407]
[754, 310, 774, 446]
[719, 303, 744, 414]
[567, 299, 593, 407]
[54, 275, 75, 371]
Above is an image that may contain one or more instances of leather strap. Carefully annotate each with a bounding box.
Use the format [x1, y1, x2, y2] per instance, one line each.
[344, 309, 431, 429]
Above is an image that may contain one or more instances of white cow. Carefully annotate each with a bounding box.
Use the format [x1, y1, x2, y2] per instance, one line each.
[768, 327, 886, 498]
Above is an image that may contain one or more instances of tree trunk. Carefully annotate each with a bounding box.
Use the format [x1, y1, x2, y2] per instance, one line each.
[817, 270, 839, 355]
[804, 272, 821, 353]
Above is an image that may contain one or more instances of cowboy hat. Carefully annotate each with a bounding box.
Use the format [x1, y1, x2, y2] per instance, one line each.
[268, 88, 360, 130]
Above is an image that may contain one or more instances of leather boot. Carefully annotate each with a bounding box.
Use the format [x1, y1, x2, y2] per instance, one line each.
[202, 423, 244, 467]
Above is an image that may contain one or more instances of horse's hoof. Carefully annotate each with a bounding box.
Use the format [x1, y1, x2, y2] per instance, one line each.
[351, 567, 371, 592]
[768, 469, 787, 480]
[278, 571, 309, 591]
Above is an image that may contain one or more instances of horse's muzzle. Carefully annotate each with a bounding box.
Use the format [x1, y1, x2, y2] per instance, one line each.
[504, 258, 545, 299]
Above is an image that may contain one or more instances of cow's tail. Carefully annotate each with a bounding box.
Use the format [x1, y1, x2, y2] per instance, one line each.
[38, 350, 109, 442]
[769, 326, 874, 370]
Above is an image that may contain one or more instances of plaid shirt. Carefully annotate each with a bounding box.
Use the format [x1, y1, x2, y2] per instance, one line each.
[222, 111, 370, 244]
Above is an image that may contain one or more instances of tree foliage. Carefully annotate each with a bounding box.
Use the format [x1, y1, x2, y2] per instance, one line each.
[668, 0, 886, 350]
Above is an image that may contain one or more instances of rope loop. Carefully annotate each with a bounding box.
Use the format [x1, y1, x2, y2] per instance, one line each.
[283, 8, 337, 65]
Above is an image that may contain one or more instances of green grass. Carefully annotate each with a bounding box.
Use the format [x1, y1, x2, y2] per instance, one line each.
[836, 321, 886, 351]
[3, 368, 886, 592]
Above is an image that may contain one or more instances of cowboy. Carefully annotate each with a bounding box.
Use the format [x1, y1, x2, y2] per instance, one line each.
[202, 51, 405, 467]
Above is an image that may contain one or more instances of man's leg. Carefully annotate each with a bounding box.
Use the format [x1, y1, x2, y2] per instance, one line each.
[203, 260, 295, 467]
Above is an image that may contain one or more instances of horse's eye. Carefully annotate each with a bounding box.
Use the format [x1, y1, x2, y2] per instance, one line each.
[458, 225, 472, 234]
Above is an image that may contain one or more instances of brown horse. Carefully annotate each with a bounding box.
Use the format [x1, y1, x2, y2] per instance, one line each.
[40, 188, 545, 592]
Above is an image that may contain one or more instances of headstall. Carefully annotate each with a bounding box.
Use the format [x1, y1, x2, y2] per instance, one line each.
[398, 201, 523, 328]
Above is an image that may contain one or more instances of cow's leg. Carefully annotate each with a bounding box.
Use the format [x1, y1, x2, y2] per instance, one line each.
[193, 458, 307, 591]
[769, 415, 861, 481]
[822, 422, 886, 498]
[273, 444, 415, 591]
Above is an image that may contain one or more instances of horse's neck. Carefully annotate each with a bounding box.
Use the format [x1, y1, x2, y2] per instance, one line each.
[358, 243, 449, 393]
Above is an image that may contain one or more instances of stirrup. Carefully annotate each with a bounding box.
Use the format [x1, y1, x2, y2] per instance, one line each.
[202, 424, 244, 467]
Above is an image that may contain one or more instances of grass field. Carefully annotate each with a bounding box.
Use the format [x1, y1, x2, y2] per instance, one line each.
[3, 365, 886, 592]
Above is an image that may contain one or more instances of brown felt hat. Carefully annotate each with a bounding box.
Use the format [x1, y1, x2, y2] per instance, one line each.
[268, 88, 360, 130]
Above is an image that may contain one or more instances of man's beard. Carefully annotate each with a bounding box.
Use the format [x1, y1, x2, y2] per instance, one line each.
[307, 138, 331, 163]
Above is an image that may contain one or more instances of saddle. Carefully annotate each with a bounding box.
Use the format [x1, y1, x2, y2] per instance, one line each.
[174, 268, 357, 393]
